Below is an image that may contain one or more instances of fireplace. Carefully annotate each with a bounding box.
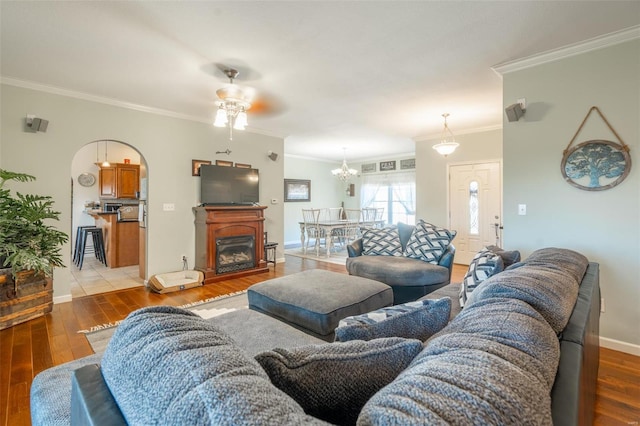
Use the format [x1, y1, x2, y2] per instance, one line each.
[194, 205, 268, 284]
[216, 235, 255, 274]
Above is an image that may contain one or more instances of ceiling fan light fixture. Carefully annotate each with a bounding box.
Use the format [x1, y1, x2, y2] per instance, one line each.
[213, 68, 251, 140]
[213, 105, 228, 127]
[233, 108, 248, 130]
[432, 113, 459, 157]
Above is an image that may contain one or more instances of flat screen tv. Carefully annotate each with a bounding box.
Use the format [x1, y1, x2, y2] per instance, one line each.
[200, 164, 259, 205]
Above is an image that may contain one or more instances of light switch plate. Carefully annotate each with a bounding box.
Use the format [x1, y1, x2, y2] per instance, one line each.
[163, 203, 175, 211]
[518, 204, 526, 215]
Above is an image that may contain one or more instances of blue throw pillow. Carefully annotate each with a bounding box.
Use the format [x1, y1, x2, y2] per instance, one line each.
[459, 247, 504, 307]
[255, 338, 422, 426]
[335, 298, 451, 342]
[403, 220, 456, 264]
[362, 226, 403, 256]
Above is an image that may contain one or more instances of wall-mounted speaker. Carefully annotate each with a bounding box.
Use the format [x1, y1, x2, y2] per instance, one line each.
[505, 103, 525, 122]
[26, 116, 49, 132]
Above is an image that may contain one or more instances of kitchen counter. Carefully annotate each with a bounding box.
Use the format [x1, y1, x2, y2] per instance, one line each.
[87, 211, 139, 268]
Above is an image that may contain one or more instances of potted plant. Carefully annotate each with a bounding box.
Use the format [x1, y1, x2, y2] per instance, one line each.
[0, 169, 68, 330]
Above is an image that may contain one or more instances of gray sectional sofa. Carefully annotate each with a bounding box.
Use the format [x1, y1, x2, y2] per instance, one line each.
[30, 247, 600, 426]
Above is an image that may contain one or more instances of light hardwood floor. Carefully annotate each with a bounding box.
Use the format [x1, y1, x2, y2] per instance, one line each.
[1, 257, 638, 425]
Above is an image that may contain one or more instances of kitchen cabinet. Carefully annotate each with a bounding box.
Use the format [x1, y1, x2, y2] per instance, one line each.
[99, 163, 140, 199]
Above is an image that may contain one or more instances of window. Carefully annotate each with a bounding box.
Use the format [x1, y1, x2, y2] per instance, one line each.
[469, 180, 479, 235]
[361, 172, 415, 225]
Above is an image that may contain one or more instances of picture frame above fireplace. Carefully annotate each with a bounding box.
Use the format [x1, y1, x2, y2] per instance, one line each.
[284, 179, 311, 202]
[192, 159, 211, 176]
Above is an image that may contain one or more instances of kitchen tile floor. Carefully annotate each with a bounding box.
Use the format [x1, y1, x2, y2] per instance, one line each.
[70, 255, 144, 298]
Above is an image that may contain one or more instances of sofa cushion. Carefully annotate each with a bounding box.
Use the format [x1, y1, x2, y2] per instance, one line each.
[466, 248, 589, 333]
[100, 306, 326, 425]
[403, 220, 456, 263]
[459, 247, 504, 307]
[334, 298, 451, 342]
[346, 255, 450, 288]
[255, 338, 422, 426]
[358, 298, 560, 425]
[362, 226, 403, 256]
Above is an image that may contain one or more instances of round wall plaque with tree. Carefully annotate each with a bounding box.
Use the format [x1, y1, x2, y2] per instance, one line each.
[561, 106, 631, 191]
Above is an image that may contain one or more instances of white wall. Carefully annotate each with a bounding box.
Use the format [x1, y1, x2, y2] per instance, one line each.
[415, 128, 503, 227]
[283, 156, 345, 246]
[1, 84, 285, 300]
[502, 40, 640, 350]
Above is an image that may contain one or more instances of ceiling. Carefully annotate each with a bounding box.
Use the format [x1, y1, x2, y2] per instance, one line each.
[1, 1, 639, 162]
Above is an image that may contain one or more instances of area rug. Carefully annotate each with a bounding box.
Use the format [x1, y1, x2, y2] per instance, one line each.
[81, 291, 248, 354]
[285, 247, 348, 265]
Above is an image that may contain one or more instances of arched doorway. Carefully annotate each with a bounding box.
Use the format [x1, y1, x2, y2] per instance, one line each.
[70, 140, 148, 298]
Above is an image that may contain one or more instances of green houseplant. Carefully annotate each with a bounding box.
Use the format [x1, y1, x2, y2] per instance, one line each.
[0, 169, 68, 329]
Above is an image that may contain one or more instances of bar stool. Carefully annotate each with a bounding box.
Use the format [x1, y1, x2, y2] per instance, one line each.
[264, 232, 278, 270]
[76, 227, 107, 270]
[73, 226, 94, 266]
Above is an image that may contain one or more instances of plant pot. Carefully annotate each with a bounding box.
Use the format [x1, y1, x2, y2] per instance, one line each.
[0, 268, 53, 331]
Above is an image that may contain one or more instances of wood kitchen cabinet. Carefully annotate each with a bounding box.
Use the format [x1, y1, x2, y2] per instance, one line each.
[99, 163, 140, 199]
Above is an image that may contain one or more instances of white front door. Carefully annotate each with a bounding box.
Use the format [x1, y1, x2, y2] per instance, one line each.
[449, 162, 502, 265]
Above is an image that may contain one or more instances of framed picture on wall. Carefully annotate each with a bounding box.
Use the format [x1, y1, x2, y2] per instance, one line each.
[215, 160, 233, 167]
[380, 160, 396, 171]
[235, 163, 252, 168]
[192, 159, 211, 176]
[284, 179, 311, 202]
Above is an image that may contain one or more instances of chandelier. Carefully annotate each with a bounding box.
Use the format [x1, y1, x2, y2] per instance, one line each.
[332, 148, 358, 182]
[432, 113, 459, 156]
[213, 68, 250, 141]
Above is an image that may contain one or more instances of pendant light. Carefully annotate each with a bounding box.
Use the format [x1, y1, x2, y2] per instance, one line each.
[101, 141, 111, 167]
[432, 113, 459, 157]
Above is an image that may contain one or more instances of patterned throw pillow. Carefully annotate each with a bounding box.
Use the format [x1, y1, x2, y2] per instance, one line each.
[334, 297, 451, 342]
[362, 227, 403, 256]
[255, 338, 422, 426]
[403, 220, 457, 263]
[459, 247, 504, 307]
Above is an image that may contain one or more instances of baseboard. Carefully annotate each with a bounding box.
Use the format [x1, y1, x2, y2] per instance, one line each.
[53, 294, 72, 304]
[600, 336, 640, 356]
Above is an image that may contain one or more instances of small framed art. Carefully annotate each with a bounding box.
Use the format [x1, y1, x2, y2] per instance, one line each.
[284, 179, 311, 202]
[192, 159, 211, 176]
[215, 160, 233, 167]
[235, 163, 252, 169]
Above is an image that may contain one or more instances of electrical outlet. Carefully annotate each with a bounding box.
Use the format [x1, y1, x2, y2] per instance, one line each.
[181, 255, 187, 262]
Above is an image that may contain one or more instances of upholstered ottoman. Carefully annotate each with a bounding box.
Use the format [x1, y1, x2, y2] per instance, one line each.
[248, 269, 393, 340]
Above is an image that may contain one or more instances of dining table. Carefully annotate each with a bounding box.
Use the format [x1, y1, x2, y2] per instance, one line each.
[298, 219, 385, 257]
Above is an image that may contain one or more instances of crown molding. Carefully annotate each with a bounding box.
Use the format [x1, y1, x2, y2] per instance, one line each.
[492, 25, 640, 75]
[0, 76, 286, 139]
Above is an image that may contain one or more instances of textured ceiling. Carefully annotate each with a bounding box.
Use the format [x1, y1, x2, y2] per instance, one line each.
[1, 1, 639, 162]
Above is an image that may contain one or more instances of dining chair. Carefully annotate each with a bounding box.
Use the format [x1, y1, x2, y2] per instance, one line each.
[361, 207, 377, 224]
[375, 207, 385, 228]
[343, 209, 362, 244]
[301, 208, 324, 256]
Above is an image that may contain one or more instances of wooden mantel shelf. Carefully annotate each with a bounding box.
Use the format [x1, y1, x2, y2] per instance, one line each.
[193, 205, 268, 284]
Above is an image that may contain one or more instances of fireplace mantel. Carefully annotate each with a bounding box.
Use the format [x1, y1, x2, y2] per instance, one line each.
[194, 205, 268, 284]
